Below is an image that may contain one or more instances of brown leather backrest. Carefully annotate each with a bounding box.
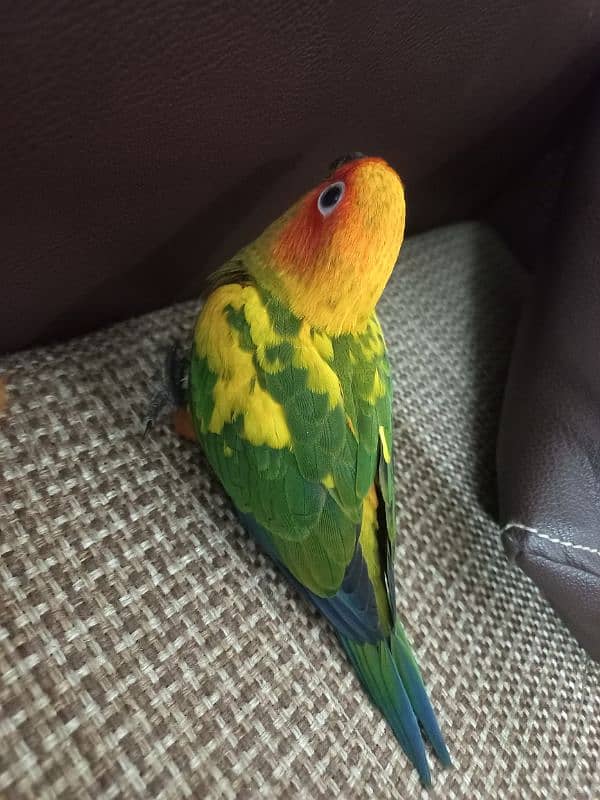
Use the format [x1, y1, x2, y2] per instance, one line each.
[3, 2, 600, 353]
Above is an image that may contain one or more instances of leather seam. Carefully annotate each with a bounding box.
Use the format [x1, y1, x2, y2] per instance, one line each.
[502, 522, 600, 558]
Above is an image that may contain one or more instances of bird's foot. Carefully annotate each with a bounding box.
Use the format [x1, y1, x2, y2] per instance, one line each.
[144, 340, 188, 435]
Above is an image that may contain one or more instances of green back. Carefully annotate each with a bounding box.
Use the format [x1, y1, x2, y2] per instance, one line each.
[189, 282, 394, 599]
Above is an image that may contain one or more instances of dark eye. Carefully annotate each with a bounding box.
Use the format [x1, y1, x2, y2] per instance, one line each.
[317, 181, 345, 216]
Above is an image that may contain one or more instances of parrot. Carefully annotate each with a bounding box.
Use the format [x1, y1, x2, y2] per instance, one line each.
[151, 153, 450, 785]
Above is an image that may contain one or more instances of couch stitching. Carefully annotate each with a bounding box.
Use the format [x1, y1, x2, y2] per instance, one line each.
[502, 522, 600, 557]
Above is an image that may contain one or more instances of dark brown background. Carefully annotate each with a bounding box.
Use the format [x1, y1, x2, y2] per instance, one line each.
[3, 1, 600, 353]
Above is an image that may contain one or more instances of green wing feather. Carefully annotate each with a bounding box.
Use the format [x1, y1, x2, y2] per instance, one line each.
[189, 282, 381, 596]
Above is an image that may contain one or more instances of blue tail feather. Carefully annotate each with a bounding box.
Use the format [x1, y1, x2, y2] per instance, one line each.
[340, 634, 435, 786]
[392, 629, 452, 767]
[339, 624, 451, 786]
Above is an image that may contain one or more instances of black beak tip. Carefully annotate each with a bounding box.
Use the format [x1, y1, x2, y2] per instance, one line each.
[328, 152, 366, 173]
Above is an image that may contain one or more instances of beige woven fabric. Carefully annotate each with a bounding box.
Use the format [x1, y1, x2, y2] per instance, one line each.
[1, 223, 598, 800]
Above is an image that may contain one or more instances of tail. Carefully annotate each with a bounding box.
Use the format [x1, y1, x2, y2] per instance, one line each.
[340, 625, 451, 786]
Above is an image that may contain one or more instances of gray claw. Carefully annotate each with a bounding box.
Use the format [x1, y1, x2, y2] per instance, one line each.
[144, 340, 188, 434]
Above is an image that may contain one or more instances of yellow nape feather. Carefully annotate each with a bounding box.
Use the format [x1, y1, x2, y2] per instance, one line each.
[293, 323, 341, 409]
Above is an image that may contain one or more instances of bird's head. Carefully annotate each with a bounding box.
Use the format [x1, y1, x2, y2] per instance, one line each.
[245, 154, 406, 334]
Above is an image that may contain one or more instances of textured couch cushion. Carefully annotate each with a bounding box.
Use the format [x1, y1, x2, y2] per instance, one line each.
[1, 223, 598, 799]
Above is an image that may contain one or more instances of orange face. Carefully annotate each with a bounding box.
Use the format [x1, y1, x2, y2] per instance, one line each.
[274, 156, 404, 279]
[246, 154, 406, 334]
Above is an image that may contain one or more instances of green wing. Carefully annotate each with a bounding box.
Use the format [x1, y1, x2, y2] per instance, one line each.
[189, 281, 394, 600]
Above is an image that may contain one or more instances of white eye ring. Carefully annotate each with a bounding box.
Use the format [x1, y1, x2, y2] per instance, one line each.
[317, 181, 346, 216]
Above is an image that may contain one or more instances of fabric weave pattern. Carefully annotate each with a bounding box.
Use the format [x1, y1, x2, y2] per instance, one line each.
[1, 223, 598, 799]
